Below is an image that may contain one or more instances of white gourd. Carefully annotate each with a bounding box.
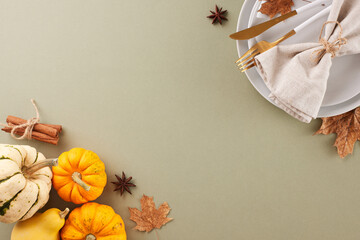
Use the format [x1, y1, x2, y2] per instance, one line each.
[0, 144, 55, 223]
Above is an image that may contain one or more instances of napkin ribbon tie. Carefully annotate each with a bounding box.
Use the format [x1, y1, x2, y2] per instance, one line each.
[313, 21, 347, 62]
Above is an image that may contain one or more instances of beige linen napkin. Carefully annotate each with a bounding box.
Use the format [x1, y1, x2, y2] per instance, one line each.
[254, 0, 360, 123]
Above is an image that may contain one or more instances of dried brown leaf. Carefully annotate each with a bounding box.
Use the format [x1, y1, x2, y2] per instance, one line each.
[258, 0, 294, 18]
[315, 108, 360, 158]
[129, 194, 173, 232]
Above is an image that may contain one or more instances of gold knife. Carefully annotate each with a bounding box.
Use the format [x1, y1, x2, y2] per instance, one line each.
[229, 0, 331, 40]
[229, 11, 297, 40]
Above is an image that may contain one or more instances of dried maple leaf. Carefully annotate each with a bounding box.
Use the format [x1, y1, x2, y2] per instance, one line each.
[258, 0, 294, 18]
[315, 108, 360, 158]
[129, 194, 173, 232]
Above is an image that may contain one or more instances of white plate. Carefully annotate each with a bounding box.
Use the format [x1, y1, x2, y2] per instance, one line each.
[236, 0, 360, 117]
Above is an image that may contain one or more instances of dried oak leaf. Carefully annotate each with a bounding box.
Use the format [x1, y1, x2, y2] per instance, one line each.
[129, 194, 173, 232]
[258, 0, 294, 18]
[315, 108, 360, 158]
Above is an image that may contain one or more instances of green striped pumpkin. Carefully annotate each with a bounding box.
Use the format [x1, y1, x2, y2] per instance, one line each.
[0, 144, 54, 223]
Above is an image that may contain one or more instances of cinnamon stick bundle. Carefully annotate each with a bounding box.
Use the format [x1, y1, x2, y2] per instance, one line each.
[1, 116, 62, 145]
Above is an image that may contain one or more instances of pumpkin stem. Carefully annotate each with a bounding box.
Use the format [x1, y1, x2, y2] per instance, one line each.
[86, 234, 97, 240]
[24, 158, 58, 176]
[72, 172, 91, 191]
[59, 208, 70, 219]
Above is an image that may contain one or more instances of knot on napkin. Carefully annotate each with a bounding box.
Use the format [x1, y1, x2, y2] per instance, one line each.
[313, 21, 347, 62]
[0, 99, 40, 140]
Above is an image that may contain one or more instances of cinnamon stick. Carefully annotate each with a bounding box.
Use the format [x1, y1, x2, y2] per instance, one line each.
[42, 123, 62, 133]
[6, 115, 60, 138]
[1, 127, 59, 145]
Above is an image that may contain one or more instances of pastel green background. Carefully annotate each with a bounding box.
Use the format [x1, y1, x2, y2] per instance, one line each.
[0, 0, 360, 239]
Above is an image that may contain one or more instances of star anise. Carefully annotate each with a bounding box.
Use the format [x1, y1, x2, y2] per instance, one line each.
[112, 172, 136, 195]
[207, 5, 228, 25]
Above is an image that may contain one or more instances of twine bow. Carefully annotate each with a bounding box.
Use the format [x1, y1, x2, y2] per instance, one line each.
[313, 21, 347, 62]
[0, 99, 40, 140]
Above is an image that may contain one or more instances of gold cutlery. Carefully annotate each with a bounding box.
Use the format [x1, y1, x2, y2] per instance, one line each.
[230, 0, 331, 40]
[236, 5, 332, 72]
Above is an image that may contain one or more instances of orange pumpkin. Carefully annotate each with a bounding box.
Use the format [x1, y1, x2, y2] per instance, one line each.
[52, 148, 107, 204]
[61, 202, 127, 240]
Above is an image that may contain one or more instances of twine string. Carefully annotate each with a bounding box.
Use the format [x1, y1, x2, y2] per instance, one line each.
[0, 99, 40, 140]
[312, 21, 347, 62]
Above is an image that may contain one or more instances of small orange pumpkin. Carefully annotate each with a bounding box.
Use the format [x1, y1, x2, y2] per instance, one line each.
[61, 202, 127, 240]
[52, 148, 107, 204]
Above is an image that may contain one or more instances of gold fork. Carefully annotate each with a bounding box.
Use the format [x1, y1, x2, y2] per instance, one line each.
[236, 30, 296, 72]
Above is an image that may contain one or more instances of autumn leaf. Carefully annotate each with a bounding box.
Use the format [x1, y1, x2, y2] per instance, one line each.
[129, 194, 173, 232]
[258, 0, 294, 18]
[315, 108, 360, 158]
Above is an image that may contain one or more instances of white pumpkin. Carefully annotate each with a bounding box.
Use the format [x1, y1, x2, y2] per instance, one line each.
[0, 144, 56, 223]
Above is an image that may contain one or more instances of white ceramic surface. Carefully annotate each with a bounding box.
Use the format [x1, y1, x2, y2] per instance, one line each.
[236, 0, 360, 117]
